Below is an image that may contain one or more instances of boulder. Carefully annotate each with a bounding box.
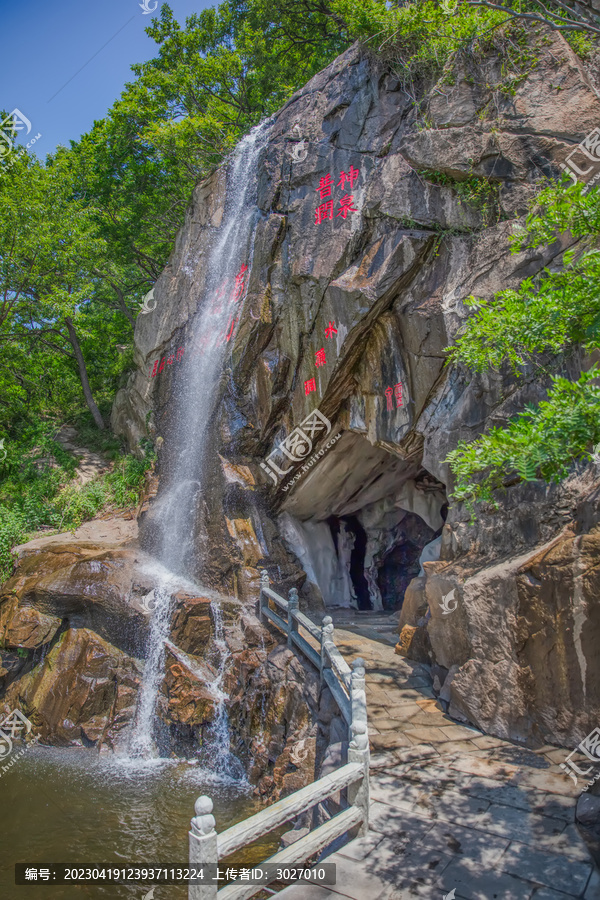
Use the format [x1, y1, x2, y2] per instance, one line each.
[1, 627, 140, 748]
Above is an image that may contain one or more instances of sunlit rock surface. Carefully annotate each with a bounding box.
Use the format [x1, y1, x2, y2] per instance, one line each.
[111, 33, 600, 748]
[0, 541, 318, 796]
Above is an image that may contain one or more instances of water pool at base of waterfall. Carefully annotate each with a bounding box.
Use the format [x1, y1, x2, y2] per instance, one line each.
[0, 745, 281, 900]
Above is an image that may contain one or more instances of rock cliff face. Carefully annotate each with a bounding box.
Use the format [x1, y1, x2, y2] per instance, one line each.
[110, 32, 600, 751]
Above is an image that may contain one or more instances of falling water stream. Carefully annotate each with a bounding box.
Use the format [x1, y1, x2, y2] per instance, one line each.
[201, 601, 245, 779]
[149, 123, 268, 576]
[0, 123, 286, 900]
[128, 583, 173, 759]
[129, 123, 271, 770]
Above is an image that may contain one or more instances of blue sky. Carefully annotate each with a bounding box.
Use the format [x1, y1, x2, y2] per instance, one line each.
[0, 0, 215, 155]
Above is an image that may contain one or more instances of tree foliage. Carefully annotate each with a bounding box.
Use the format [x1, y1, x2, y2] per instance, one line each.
[446, 179, 600, 508]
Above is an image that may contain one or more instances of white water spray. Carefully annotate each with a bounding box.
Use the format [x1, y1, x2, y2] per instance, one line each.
[129, 585, 173, 758]
[149, 123, 269, 577]
[132, 123, 270, 768]
[199, 601, 245, 779]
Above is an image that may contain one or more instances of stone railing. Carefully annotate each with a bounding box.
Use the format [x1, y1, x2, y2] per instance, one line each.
[188, 570, 369, 899]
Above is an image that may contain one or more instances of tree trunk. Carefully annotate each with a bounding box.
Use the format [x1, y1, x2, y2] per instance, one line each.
[64, 317, 105, 430]
[112, 283, 136, 329]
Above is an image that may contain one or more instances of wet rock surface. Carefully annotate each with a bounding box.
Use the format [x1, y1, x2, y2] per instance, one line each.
[0, 540, 319, 799]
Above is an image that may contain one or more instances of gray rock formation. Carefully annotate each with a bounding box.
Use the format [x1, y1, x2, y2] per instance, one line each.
[110, 31, 600, 750]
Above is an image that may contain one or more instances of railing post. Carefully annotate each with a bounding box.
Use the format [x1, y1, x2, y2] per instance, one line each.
[320, 615, 334, 684]
[259, 569, 269, 624]
[287, 587, 299, 649]
[189, 795, 218, 900]
[350, 657, 366, 734]
[347, 658, 370, 837]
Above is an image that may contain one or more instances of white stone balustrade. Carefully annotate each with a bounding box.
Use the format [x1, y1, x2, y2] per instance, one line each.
[188, 575, 370, 899]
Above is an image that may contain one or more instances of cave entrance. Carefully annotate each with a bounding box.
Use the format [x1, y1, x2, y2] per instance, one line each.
[346, 515, 371, 610]
[377, 510, 441, 610]
[327, 514, 372, 610]
[326, 470, 447, 612]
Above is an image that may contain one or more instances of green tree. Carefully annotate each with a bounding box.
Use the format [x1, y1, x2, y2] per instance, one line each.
[446, 179, 600, 508]
[0, 150, 129, 430]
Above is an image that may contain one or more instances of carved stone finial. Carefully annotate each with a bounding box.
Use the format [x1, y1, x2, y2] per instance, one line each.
[260, 569, 270, 587]
[321, 615, 334, 642]
[352, 673, 366, 686]
[191, 795, 216, 836]
[350, 720, 369, 751]
[195, 796, 213, 816]
[288, 587, 299, 607]
[351, 658, 366, 684]
[321, 616, 334, 643]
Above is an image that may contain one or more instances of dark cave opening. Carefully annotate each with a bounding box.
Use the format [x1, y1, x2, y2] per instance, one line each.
[324, 470, 448, 612]
[377, 486, 448, 610]
[346, 514, 372, 611]
[327, 514, 372, 610]
[377, 512, 438, 611]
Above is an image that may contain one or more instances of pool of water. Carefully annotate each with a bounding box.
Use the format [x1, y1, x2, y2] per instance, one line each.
[1, 745, 279, 900]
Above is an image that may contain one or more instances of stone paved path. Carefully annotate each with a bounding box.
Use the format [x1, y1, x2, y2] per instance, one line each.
[55, 425, 112, 484]
[278, 623, 599, 900]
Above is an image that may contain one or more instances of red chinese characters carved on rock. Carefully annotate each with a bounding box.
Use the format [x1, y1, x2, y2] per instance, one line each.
[325, 321, 337, 339]
[317, 174, 334, 200]
[232, 264, 249, 303]
[384, 382, 404, 410]
[337, 166, 359, 190]
[336, 194, 358, 218]
[315, 348, 326, 367]
[315, 200, 334, 225]
[150, 347, 185, 378]
[223, 262, 249, 343]
[304, 377, 316, 395]
[394, 382, 403, 407]
[314, 166, 360, 225]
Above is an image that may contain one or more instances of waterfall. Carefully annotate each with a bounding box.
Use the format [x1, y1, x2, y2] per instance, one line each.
[131, 122, 270, 767]
[199, 601, 245, 780]
[128, 584, 173, 759]
[148, 122, 269, 577]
